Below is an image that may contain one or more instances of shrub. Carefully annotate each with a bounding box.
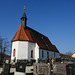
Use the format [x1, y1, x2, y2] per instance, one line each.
[38, 58, 42, 63]
[26, 63, 32, 66]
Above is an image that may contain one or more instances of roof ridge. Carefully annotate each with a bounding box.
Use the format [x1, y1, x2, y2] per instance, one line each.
[21, 24, 29, 40]
[18, 25, 22, 40]
[26, 26, 48, 38]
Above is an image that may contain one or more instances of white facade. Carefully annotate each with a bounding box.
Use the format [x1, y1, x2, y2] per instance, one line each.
[11, 41, 39, 63]
[11, 41, 59, 63]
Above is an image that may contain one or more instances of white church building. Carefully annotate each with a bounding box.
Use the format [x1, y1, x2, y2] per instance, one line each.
[11, 10, 59, 63]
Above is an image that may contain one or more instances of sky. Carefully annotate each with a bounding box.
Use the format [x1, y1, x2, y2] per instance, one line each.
[0, 0, 75, 54]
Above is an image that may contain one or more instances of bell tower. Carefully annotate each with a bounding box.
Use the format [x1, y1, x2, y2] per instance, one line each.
[21, 6, 27, 29]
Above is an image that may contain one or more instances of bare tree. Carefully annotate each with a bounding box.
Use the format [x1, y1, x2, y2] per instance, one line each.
[0, 35, 11, 60]
[0, 35, 4, 60]
[65, 51, 73, 56]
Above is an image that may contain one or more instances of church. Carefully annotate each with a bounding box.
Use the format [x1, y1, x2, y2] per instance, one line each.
[11, 8, 59, 63]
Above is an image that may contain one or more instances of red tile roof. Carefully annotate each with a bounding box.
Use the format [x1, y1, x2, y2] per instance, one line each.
[11, 24, 59, 53]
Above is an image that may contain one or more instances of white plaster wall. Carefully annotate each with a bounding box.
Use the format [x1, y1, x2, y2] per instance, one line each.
[28, 42, 35, 61]
[17, 41, 28, 60]
[39, 49, 59, 60]
[11, 41, 40, 63]
[11, 41, 28, 62]
[34, 43, 39, 62]
[28, 42, 39, 62]
[11, 41, 19, 62]
[11, 41, 59, 63]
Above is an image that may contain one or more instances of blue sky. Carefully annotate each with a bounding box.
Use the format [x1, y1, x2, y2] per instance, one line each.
[0, 0, 75, 54]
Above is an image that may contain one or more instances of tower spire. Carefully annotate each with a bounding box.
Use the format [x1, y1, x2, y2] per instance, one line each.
[21, 6, 27, 29]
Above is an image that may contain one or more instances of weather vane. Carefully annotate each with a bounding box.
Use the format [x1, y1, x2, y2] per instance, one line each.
[24, 6, 25, 11]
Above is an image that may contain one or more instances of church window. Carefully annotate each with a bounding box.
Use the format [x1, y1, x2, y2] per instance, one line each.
[31, 50, 33, 58]
[42, 50, 44, 58]
[47, 51, 49, 58]
[54, 52, 56, 58]
[13, 49, 16, 57]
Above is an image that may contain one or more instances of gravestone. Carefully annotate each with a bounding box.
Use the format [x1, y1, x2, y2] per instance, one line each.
[16, 62, 26, 72]
[66, 64, 75, 75]
[2, 62, 10, 75]
[53, 63, 66, 75]
[33, 63, 50, 75]
[14, 60, 26, 75]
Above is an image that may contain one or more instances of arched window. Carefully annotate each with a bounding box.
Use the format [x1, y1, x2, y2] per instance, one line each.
[31, 50, 33, 58]
[13, 49, 16, 57]
[42, 50, 44, 58]
[54, 52, 56, 58]
[47, 51, 49, 58]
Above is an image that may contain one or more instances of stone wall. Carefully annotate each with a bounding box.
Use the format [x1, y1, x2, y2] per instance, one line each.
[53, 63, 66, 75]
[33, 63, 50, 75]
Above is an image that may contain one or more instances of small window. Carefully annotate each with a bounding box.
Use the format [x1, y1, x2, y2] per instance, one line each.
[31, 50, 33, 58]
[42, 50, 44, 58]
[13, 49, 16, 57]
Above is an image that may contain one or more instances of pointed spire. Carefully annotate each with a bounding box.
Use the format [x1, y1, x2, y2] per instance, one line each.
[21, 6, 27, 29]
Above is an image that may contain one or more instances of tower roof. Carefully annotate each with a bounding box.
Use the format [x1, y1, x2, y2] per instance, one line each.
[11, 24, 29, 41]
[21, 12, 27, 19]
[21, 6, 27, 19]
[11, 24, 59, 53]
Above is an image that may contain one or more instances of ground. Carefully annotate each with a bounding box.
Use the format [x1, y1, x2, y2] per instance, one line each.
[0, 72, 65, 75]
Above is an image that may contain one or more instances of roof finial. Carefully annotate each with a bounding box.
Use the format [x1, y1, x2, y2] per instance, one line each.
[24, 6, 25, 11]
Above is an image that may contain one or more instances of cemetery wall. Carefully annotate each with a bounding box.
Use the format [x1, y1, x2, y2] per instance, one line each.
[33, 63, 50, 75]
[53, 63, 66, 75]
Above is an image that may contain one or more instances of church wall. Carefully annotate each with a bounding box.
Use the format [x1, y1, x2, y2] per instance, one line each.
[28, 42, 39, 62]
[55, 52, 60, 58]
[34, 43, 39, 62]
[11, 41, 28, 62]
[11, 41, 59, 63]
[11, 41, 19, 62]
[17, 41, 28, 60]
[28, 42, 35, 61]
[39, 49, 59, 60]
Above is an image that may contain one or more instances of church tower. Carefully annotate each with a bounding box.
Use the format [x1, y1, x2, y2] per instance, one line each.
[21, 10, 27, 29]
